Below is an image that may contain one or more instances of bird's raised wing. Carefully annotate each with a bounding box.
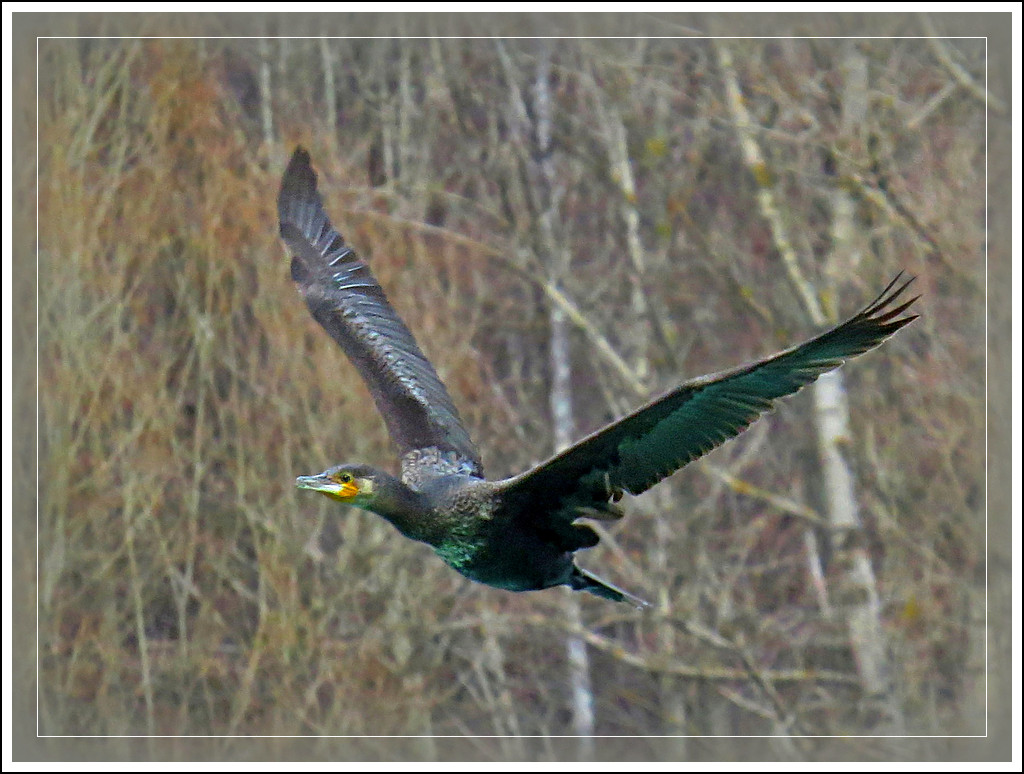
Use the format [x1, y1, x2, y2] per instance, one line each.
[502, 274, 918, 536]
[278, 147, 482, 476]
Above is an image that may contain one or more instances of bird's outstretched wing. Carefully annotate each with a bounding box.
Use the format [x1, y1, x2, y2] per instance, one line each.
[278, 147, 482, 476]
[502, 274, 918, 538]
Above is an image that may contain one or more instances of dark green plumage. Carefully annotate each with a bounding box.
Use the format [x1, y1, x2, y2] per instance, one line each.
[280, 147, 919, 608]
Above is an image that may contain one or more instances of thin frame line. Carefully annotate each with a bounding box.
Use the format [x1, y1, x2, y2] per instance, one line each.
[32, 31, 991, 745]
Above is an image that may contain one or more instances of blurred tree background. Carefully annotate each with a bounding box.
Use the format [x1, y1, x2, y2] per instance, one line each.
[23, 12, 1001, 761]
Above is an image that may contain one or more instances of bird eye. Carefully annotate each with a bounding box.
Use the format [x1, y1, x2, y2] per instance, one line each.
[339, 472, 353, 483]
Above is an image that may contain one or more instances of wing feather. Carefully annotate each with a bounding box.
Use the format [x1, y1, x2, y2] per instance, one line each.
[503, 274, 918, 524]
[278, 147, 482, 476]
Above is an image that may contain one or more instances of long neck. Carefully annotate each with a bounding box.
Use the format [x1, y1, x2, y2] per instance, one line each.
[363, 471, 435, 542]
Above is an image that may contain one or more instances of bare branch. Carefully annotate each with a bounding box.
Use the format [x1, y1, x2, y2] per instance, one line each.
[919, 14, 1007, 114]
[701, 463, 828, 527]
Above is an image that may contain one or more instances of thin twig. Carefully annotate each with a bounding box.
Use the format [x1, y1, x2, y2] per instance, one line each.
[701, 463, 829, 528]
[919, 14, 1007, 114]
[510, 614, 861, 687]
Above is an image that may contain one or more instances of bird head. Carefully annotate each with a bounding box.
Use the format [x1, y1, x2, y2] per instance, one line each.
[295, 464, 377, 505]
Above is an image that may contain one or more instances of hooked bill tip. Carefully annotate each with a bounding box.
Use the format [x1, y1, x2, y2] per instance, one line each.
[295, 475, 321, 489]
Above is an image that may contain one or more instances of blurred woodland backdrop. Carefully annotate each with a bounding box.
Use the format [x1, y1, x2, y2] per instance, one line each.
[19, 11, 1004, 763]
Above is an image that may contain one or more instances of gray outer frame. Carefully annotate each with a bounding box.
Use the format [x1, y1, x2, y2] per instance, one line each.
[10, 9, 1014, 764]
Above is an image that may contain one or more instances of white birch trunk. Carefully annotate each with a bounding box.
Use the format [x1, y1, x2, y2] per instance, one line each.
[532, 45, 597, 755]
[319, 38, 336, 141]
[716, 41, 895, 709]
[590, 63, 688, 744]
[494, 40, 597, 748]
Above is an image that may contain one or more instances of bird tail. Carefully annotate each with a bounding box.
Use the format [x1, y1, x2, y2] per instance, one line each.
[569, 566, 650, 610]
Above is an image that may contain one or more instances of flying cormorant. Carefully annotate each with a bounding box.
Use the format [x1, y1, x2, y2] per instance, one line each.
[278, 147, 918, 608]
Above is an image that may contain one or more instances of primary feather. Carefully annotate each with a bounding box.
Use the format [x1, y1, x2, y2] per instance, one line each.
[503, 274, 918, 534]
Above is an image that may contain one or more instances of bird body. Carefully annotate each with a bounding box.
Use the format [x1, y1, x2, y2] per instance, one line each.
[280, 147, 918, 608]
[296, 464, 634, 601]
